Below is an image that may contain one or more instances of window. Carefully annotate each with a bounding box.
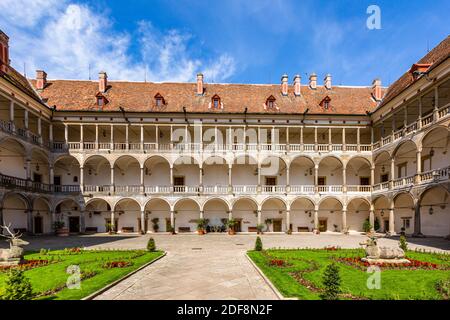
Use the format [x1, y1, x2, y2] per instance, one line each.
[266, 96, 276, 109]
[318, 177, 326, 185]
[211, 95, 221, 109]
[397, 162, 407, 178]
[381, 174, 389, 183]
[360, 177, 370, 185]
[154, 93, 165, 106]
[319, 96, 332, 110]
[97, 97, 103, 107]
[402, 218, 411, 229]
[265, 177, 277, 186]
[174, 176, 185, 186]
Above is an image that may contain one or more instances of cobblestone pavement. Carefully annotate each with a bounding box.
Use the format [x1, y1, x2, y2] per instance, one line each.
[7, 233, 449, 300]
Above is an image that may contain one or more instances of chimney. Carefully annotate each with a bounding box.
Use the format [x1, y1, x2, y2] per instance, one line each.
[372, 78, 382, 101]
[98, 71, 108, 93]
[0, 30, 10, 73]
[293, 74, 301, 96]
[309, 73, 317, 90]
[196, 73, 204, 95]
[36, 70, 47, 90]
[324, 74, 332, 90]
[281, 74, 289, 96]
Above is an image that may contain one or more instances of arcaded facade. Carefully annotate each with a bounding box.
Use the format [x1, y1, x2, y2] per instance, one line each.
[0, 30, 449, 237]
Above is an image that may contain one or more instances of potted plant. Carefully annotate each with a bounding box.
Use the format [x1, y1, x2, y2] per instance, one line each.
[256, 223, 265, 235]
[53, 220, 69, 237]
[105, 222, 115, 234]
[151, 218, 159, 233]
[286, 228, 292, 235]
[264, 219, 272, 232]
[196, 218, 207, 235]
[333, 224, 339, 232]
[226, 218, 237, 235]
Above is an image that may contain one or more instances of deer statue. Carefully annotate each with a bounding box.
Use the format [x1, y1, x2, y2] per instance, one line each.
[0, 224, 29, 265]
[359, 235, 406, 261]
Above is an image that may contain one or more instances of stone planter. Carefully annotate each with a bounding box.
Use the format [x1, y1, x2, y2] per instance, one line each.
[197, 229, 205, 235]
[56, 227, 70, 237]
[228, 229, 235, 235]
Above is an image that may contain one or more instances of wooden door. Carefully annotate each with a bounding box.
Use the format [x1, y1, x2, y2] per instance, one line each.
[319, 219, 327, 232]
[34, 216, 43, 234]
[273, 219, 282, 232]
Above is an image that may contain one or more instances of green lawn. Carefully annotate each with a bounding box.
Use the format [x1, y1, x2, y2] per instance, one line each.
[0, 249, 164, 300]
[248, 249, 450, 300]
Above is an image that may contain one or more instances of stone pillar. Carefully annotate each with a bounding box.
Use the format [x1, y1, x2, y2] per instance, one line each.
[199, 210, 204, 219]
[49, 124, 53, 146]
[80, 211, 86, 233]
[26, 159, 31, 180]
[416, 150, 422, 184]
[9, 100, 14, 131]
[314, 165, 319, 194]
[328, 127, 332, 151]
[110, 166, 114, 192]
[80, 124, 84, 150]
[388, 203, 395, 235]
[95, 124, 99, 150]
[300, 126, 304, 150]
[125, 124, 129, 150]
[286, 210, 291, 232]
[357, 127, 361, 152]
[313, 209, 319, 233]
[140, 125, 144, 151]
[24, 110, 29, 130]
[110, 211, 116, 232]
[80, 167, 84, 192]
[140, 166, 145, 194]
[390, 158, 395, 187]
[342, 168, 347, 193]
[49, 165, 54, 185]
[64, 124, 69, 145]
[170, 166, 174, 191]
[199, 167, 203, 190]
[26, 209, 33, 234]
[257, 209, 262, 225]
[369, 206, 375, 232]
[314, 127, 318, 151]
[370, 166, 375, 186]
[140, 210, 146, 234]
[37, 117, 42, 143]
[286, 167, 290, 190]
[342, 207, 347, 233]
[110, 124, 114, 149]
[228, 165, 232, 193]
[257, 165, 261, 191]
[170, 210, 175, 231]
[412, 201, 423, 237]
[342, 127, 346, 151]
[228, 210, 232, 220]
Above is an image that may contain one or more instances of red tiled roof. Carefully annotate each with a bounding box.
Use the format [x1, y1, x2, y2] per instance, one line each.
[0, 65, 42, 102]
[379, 35, 450, 108]
[31, 79, 378, 115]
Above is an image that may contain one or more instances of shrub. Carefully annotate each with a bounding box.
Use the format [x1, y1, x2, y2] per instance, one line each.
[399, 235, 408, 252]
[362, 219, 372, 233]
[147, 237, 156, 252]
[151, 218, 159, 232]
[1, 269, 33, 300]
[255, 236, 263, 251]
[320, 263, 341, 300]
[435, 278, 450, 298]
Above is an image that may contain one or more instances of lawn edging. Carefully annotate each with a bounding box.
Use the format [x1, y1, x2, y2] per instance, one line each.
[82, 251, 166, 300]
[245, 252, 293, 300]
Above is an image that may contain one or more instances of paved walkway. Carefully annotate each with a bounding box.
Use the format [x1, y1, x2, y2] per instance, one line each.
[6, 233, 449, 300]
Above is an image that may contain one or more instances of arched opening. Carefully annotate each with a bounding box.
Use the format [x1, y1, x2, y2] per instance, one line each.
[419, 187, 450, 237]
[143, 156, 170, 193]
[290, 197, 315, 232]
[232, 198, 258, 232]
[173, 156, 200, 193]
[0, 138, 26, 179]
[2, 193, 29, 233]
[318, 156, 343, 192]
[347, 198, 370, 233]
[53, 155, 80, 190]
[30, 149, 50, 185]
[203, 156, 229, 194]
[393, 141, 417, 179]
[393, 193, 415, 235]
[173, 198, 200, 232]
[203, 198, 230, 232]
[55, 199, 81, 233]
[289, 156, 315, 193]
[231, 155, 258, 194]
[346, 157, 371, 190]
[114, 156, 140, 194]
[32, 197, 51, 234]
[114, 198, 141, 233]
[85, 198, 112, 233]
[373, 151, 391, 185]
[373, 196, 390, 233]
[84, 155, 111, 193]
[261, 156, 287, 193]
[421, 127, 450, 172]
[261, 197, 287, 232]
[318, 197, 343, 232]
[145, 198, 171, 233]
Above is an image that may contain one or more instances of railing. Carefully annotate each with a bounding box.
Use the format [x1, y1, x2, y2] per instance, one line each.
[144, 185, 172, 194]
[420, 166, 450, 183]
[114, 185, 141, 194]
[83, 185, 112, 193]
[372, 182, 389, 193]
[347, 185, 372, 193]
[317, 144, 329, 152]
[346, 144, 358, 152]
[262, 185, 286, 193]
[0, 173, 80, 193]
[203, 185, 229, 194]
[318, 185, 343, 193]
[393, 175, 415, 189]
[232, 185, 258, 194]
[290, 185, 315, 194]
[0, 119, 14, 133]
[173, 185, 200, 193]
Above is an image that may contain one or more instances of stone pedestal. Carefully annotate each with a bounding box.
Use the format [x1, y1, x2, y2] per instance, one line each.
[362, 258, 411, 265]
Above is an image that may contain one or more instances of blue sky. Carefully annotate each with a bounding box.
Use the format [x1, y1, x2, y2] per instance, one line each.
[0, 0, 449, 86]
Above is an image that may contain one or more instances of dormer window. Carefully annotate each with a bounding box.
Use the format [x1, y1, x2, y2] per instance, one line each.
[266, 96, 276, 109]
[154, 93, 165, 107]
[95, 92, 108, 109]
[319, 96, 331, 110]
[211, 94, 222, 109]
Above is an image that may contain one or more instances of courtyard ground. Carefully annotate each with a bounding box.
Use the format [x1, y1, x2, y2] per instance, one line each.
[2, 233, 449, 300]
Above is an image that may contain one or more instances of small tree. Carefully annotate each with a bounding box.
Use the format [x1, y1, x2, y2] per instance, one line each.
[320, 263, 341, 300]
[147, 237, 156, 252]
[1, 269, 33, 300]
[399, 235, 408, 252]
[254, 236, 263, 251]
[362, 219, 372, 233]
[151, 218, 159, 232]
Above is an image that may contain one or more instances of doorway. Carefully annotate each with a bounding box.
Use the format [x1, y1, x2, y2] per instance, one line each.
[384, 220, 389, 233]
[319, 219, 327, 232]
[68, 217, 80, 233]
[273, 219, 282, 232]
[34, 216, 43, 234]
[233, 219, 242, 232]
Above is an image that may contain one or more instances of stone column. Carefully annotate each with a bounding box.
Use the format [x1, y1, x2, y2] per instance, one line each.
[314, 165, 319, 194]
[140, 166, 145, 194]
[170, 166, 174, 192]
[228, 165, 232, 193]
[390, 158, 395, 188]
[26, 209, 33, 234]
[228, 210, 232, 220]
[286, 210, 291, 233]
[95, 124, 99, 150]
[170, 210, 175, 232]
[416, 150, 422, 184]
[357, 127, 361, 152]
[80, 167, 84, 192]
[313, 208, 319, 233]
[24, 110, 29, 130]
[140, 210, 146, 234]
[110, 166, 114, 193]
[199, 210, 204, 219]
[110, 211, 116, 232]
[412, 201, 423, 237]
[26, 159, 31, 180]
[49, 124, 53, 146]
[9, 100, 15, 132]
[80, 124, 84, 150]
[140, 125, 144, 151]
[300, 126, 304, 150]
[64, 124, 69, 146]
[342, 207, 347, 233]
[80, 211, 86, 233]
[125, 124, 129, 150]
[110, 124, 114, 149]
[342, 127, 346, 151]
[257, 209, 262, 225]
[370, 166, 375, 186]
[49, 165, 54, 185]
[328, 127, 332, 151]
[257, 165, 261, 192]
[314, 127, 318, 152]
[389, 203, 395, 235]
[37, 117, 42, 144]
[369, 206, 375, 232]
[342, 168, 347, 193]
[199, 167, 203, 191]
[286, 167, 290, 191]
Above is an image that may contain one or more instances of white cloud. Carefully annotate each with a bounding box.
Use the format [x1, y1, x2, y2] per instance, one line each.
[0, 1, 236, 82]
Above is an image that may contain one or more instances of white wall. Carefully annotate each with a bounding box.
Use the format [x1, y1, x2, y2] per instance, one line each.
[232, 200, 258, 232]
[3, 195, 28, 232]
[420, 188, 450, 237]
[174, 200, 199, 232]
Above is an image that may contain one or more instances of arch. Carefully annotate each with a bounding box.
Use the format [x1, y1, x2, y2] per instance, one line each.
[260, 196, 288, 210]
[420, 126, 450, 172]
[290, 154, 316, 166]
[84, 154, 112, 168]
[84, 198, 112, 233]
[173, 198, 201, 233]
[144, 197, 171, 233]
[32, 197, 52, 234]
[260, 196, 288, 232]
[232, 154, 258, 166]
[231, 197, 258, 232]
[317, 196, 344, 232]
[173, 197, 201, 211]
[392, 139, 418, 158]
[173, 155, 200, 167]
[32, 196, 51, 210]
[2, 191, 31, 210]
[114, 197, 142, 211]
[260, 155, 288, 168]
[393, 191, 415, 203]
[290, 196, 316, 208]
[347, 197, 371, 208]
[318, 155, 344, 167]
[53, 154, 81, 167]
[201, 197, 232, 212]
[317, 196, 344, 208]
[113, 155, 140, 168]
[0, 136, 26, 154]
[318, 156, 343, 186]
[143, 155, 171, 167]
[374, 150, 391, 163]
[418, 185, 450, 237]
[2, 192, 30, 233]
[83, 155, 111, 186]
[346, 197, 371, 233]
[345, 156, 372, 170]
[203, 155, 229, 167]
[144, 197, 171, 210]
[232, 196, 258, 209]
[419, 125, 449, 147]
[113, 197, 141, 233]
[53, 198, 80, 212]
[0, 137, 27, 179]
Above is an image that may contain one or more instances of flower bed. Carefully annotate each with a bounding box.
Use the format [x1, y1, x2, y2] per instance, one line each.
[0, 259, 49, 272]
[268, 259, 291, 267]
[102, 261, 133, 269]
[337, 257, 447, 270]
